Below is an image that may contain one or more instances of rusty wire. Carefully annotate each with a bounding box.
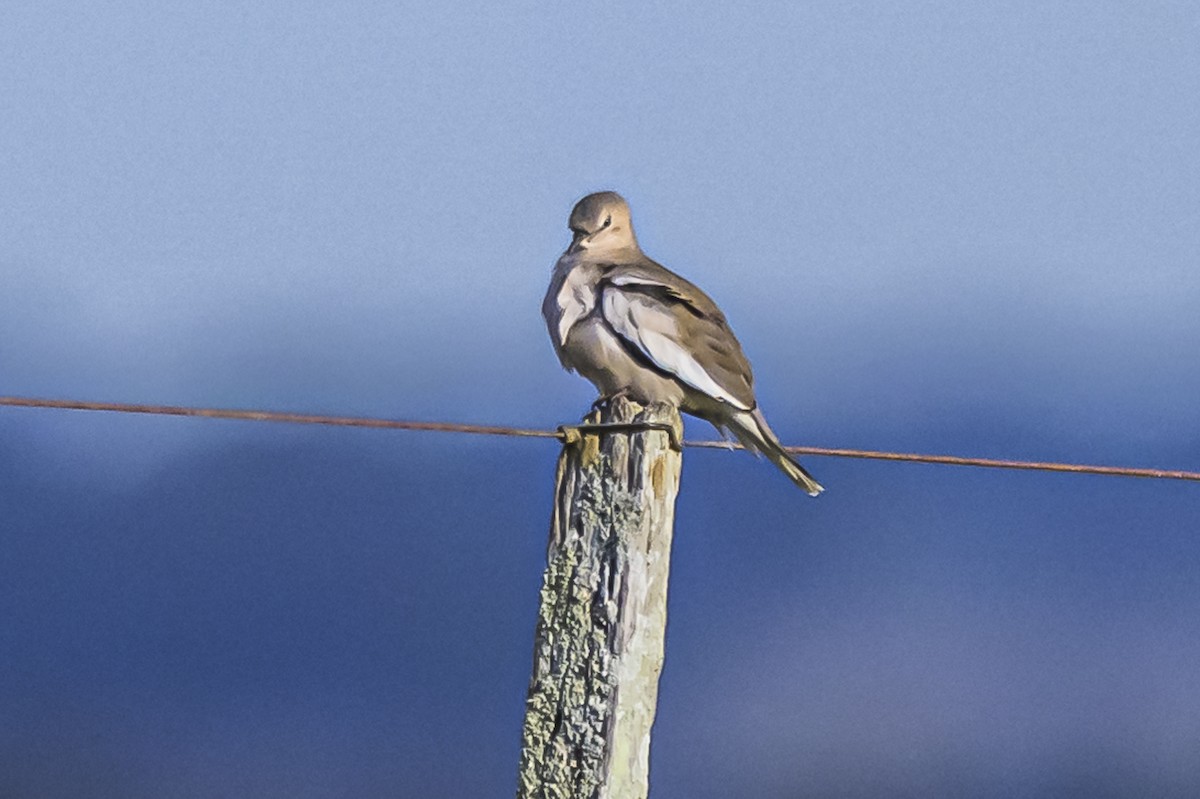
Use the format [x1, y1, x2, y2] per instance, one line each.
[2, 395, 1197, 484]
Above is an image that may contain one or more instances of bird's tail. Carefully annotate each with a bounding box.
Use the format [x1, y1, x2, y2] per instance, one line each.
[727, 408, 824, 496]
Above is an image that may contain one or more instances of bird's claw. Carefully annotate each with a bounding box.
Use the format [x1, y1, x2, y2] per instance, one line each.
[590, 389, 633, 412]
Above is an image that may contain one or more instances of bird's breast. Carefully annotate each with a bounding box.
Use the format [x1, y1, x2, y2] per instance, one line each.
[544, 260, 599, 349]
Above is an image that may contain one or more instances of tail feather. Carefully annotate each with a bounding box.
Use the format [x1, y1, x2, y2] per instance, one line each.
[727, 409, 824, 496]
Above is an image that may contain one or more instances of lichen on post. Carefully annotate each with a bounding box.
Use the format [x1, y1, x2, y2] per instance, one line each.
[517, 396, 683, 799]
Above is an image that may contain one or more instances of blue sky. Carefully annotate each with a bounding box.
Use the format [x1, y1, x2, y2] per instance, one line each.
[2, 3, 1199, 797]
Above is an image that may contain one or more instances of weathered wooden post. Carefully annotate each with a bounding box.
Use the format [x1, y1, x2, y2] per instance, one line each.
[517, 396, 683, 799]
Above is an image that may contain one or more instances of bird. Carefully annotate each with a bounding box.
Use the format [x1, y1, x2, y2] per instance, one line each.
[542, 191, 824, 495]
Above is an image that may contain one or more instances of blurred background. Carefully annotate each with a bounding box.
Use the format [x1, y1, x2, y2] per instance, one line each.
[2, 3, 1199, 797]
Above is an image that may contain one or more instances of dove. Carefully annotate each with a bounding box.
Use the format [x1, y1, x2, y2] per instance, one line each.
[542, 191, 824, 495]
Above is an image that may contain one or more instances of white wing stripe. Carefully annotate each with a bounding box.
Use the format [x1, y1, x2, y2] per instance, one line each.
[602, 288, 750, 410]
[608, 273, 670, 289]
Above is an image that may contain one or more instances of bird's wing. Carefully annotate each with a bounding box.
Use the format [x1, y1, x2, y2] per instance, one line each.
[600, 263, 756, 410]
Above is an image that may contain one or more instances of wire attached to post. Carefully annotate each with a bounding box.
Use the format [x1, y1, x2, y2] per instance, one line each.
[1, 395, 1197, 483]
[557, 422, 683, 452]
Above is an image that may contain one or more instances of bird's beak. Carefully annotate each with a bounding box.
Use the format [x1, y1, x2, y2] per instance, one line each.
[568, 230, 587, 254]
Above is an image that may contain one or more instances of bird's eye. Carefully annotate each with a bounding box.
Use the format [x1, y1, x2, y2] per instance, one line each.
[603, 215, 612, 228]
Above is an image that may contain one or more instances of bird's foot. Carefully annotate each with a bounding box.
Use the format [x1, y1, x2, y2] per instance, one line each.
[590, 389, 634, 412]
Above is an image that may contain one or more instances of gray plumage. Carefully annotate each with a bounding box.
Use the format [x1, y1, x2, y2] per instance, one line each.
[542, 191, 824, 495]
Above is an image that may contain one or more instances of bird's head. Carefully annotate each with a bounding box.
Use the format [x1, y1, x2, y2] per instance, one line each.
[567, 191, 638, 256]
